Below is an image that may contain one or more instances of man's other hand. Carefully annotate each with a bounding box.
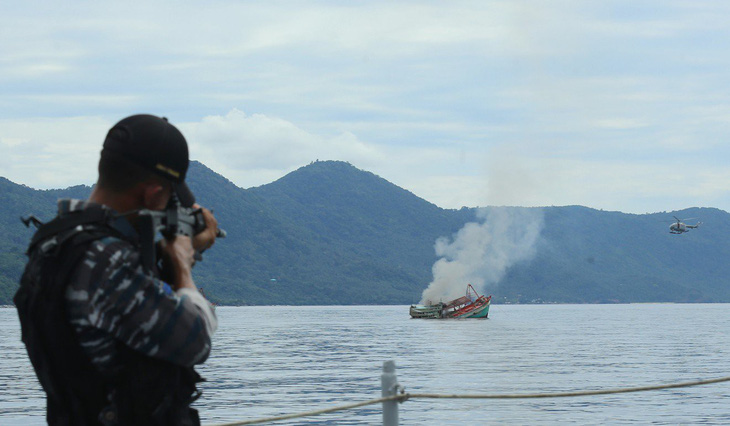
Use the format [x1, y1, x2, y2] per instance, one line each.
[192, 204, 218, 252]
[160, 235, 195, 290]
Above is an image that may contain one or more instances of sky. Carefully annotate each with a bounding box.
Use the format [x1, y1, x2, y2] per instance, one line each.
[2, 1, 730, 214]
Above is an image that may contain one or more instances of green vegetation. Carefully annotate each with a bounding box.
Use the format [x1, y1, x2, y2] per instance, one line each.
[2, 161, 729, 305]
[0, 178, 94, 305]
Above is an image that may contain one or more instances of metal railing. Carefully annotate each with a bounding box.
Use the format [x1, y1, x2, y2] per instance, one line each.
[212, 360, 730, 426]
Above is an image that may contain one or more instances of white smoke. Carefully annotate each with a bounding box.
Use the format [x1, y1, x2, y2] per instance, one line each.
[419, 207, 544, 304]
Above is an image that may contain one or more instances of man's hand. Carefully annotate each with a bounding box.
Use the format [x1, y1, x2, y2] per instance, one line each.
[192, 204, 218, 252]
[159, 235, 196, 290]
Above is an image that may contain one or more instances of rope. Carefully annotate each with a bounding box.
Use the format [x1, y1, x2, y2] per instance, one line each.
[403, 375, 730, 400]
[211, 396, 394, 426]
[210, 375, 730, 425]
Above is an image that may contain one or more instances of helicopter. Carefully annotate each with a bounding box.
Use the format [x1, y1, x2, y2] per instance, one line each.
[669, 216, 702, 234]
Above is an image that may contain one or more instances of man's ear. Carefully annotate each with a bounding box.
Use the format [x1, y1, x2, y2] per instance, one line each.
[142, 182, 169, 210]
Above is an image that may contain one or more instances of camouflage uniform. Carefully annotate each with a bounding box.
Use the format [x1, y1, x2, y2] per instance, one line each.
[17, 114, 216, 425]
[59, 198, 217, 372]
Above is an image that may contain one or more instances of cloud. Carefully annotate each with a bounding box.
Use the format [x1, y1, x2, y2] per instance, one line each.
[0, 110, 474, 206]
[2, 107, 729, 215]
[3, 2, 730, 213]
[0, 116, 110, 188]
[483, 146, 730, 214]
[183, 109, 386, 189]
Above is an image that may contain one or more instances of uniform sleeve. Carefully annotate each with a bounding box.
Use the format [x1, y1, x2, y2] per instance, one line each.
[71, 239, 214, 367]
[176, 287, 218, 337]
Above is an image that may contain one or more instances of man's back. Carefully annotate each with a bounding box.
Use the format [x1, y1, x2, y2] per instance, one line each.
[15, 199, 212, 425]
[15, 114, 220, 425]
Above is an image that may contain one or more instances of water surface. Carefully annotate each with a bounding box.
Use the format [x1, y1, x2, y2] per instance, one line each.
[2, 304, 729, 424]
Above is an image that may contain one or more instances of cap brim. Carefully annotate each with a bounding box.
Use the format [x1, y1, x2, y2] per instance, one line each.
[174, 182, 196, 207]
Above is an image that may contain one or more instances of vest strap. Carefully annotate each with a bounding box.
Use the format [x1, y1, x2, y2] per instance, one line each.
[28, 208, 113, 254]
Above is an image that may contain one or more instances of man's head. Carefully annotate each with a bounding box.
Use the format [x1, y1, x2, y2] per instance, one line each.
[97, 114, 195, 210]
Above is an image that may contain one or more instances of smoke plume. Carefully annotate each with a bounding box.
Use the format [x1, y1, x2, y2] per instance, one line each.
[419, 207, 544, 304]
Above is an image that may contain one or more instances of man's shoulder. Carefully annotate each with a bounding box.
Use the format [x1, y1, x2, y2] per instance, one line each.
[68, 232, 142, 287]
[65, 231, 151, 314]
[80, 233, 139, 269]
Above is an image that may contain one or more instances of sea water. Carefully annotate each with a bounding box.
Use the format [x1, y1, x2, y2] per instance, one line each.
[2, 304, 730, 425]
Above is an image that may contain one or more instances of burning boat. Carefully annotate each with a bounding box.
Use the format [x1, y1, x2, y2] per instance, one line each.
[410, 284, 491, 319]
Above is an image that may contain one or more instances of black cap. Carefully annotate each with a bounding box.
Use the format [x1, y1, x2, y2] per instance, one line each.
[103, 114, 195, 207]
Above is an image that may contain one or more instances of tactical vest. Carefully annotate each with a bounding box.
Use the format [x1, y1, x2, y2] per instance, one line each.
[14, 207, 203, 425]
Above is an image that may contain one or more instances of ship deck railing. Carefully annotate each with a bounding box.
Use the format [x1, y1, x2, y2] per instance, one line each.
[209, 360, 730, 426]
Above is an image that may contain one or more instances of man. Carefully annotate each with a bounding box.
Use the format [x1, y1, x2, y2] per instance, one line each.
[15, 114, 219, 425]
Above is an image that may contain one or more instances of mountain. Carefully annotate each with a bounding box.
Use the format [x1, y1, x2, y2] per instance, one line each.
[0, 178, 93, 303]
[1, 161, 729, 305]
[499, 206, 730, 303]
[186, 160, 471, 304]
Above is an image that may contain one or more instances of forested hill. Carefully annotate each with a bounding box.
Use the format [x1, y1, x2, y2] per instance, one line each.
[0, 178, 93, 303]
[501, 206, 730, 303]
[185, 160, 472, 305]
[1, 161, 729, 305]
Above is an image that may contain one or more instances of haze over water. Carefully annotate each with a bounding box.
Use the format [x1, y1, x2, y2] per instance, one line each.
[2, 304, 730, 424]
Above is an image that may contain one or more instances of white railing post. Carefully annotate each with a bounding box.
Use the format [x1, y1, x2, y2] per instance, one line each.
[381, 360, 399, 426]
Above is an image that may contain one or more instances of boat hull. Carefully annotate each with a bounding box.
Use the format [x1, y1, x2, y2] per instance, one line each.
[409, 303, 444, 319]
[449, 296, 490, 319]
[410, 286, 491, 319]
[457, 300, 490, 318]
